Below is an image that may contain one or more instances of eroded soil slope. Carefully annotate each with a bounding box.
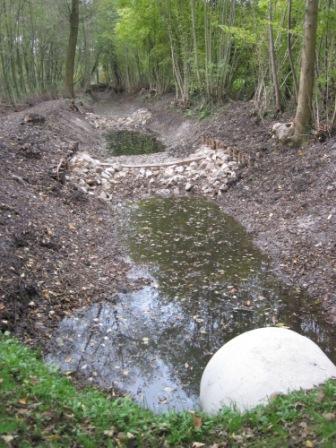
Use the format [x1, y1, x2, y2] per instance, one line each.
[0, 99, 133, 346]
[207, 103, 336, 321]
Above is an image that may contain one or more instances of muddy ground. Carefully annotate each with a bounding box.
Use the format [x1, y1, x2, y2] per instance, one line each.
[0, 93, 335, 353]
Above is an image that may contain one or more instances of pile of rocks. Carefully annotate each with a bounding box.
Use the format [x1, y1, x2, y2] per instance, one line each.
[69, 144, 240, 200]
[85, 108, 152, 130]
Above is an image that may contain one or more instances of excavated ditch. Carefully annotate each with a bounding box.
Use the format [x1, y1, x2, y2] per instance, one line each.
[46, 198, 336, 413]
[1, 95, 335, 418]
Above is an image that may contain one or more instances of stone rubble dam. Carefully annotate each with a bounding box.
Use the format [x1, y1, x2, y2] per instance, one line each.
[46, 198, 336, 413]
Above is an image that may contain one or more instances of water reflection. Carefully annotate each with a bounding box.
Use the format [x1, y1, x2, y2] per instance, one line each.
[47, 198, 336, 412]
[105, 130, 164, 156]
[128, 198, 335, 361]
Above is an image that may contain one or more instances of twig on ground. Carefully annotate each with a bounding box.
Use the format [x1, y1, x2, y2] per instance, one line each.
[100, 156, 206, 170]
[56, 158, 65, 180]
[11, 174, 27, 185]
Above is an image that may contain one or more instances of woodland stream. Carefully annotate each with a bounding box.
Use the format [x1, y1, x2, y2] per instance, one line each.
[46, 198, 336, 413]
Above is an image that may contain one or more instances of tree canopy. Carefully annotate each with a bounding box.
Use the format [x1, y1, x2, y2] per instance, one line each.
[0, 0, 335, 129]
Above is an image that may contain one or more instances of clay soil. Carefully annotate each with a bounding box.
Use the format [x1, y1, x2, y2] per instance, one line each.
[0, 94, 335, 352]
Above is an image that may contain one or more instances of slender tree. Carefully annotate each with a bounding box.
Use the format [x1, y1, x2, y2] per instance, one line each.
[65, 0, 80, 98]
[293, 0, 319, 142]
[190, 0, 201, 87]
[268, 1, 282, 112]
[287, 0, 298, 99]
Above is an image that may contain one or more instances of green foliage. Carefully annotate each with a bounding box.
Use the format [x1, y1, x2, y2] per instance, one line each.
[1, 0, 336, 122]
[1, 336, 336, 447]
[0, 0, 96, 102]
[219, 25, 257, 46]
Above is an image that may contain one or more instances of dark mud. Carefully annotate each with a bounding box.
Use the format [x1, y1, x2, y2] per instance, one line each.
[0, 99, 131, 346]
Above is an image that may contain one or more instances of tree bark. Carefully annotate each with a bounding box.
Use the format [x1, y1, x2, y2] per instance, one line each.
[293, 0, 319, 142]
[64, 0, 80, 98]
[190, 0, 201, 86]
[268, 1, 282, 113]
[287, 0, 298, 99]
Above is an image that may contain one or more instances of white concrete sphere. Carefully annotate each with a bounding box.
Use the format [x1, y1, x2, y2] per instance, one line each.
[200, 327, 336, 415]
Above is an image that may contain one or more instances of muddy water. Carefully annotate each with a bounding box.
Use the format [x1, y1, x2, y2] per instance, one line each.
[46, 198, 336, 413]
[105, 130, 164, 156]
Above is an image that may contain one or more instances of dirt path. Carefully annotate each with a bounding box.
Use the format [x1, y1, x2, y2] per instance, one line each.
[0, 93, 335, 351]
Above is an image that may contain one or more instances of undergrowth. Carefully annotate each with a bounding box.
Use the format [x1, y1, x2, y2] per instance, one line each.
[0, 336, 335, 447]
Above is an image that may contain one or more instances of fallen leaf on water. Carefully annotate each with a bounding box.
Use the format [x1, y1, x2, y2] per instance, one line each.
[163, 387, 174, 393]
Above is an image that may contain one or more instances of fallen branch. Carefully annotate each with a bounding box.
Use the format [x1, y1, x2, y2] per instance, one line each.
[11, 174, 27, 185]
[56, 158, 65, 180]
[0, 103, 29, 110]
[99, 156, 206, 170]
[54, 143, 79, 181]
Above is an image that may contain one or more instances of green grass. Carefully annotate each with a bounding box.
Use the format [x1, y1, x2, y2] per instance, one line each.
[0, 336, 335, 447]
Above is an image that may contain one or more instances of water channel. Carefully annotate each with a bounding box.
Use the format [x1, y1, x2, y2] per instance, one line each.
[46, 198, 336, 413]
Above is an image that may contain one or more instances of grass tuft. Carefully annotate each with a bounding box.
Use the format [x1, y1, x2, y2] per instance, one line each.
[0, 336, 335, 447]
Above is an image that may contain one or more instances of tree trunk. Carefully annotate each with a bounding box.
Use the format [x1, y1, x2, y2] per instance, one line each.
[268, 1, 282, 113]
[293, 0, 319, 142]
[64, 0, 79, 98]
[190, 0, 201, 86]
[287, 0, 298, 99]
